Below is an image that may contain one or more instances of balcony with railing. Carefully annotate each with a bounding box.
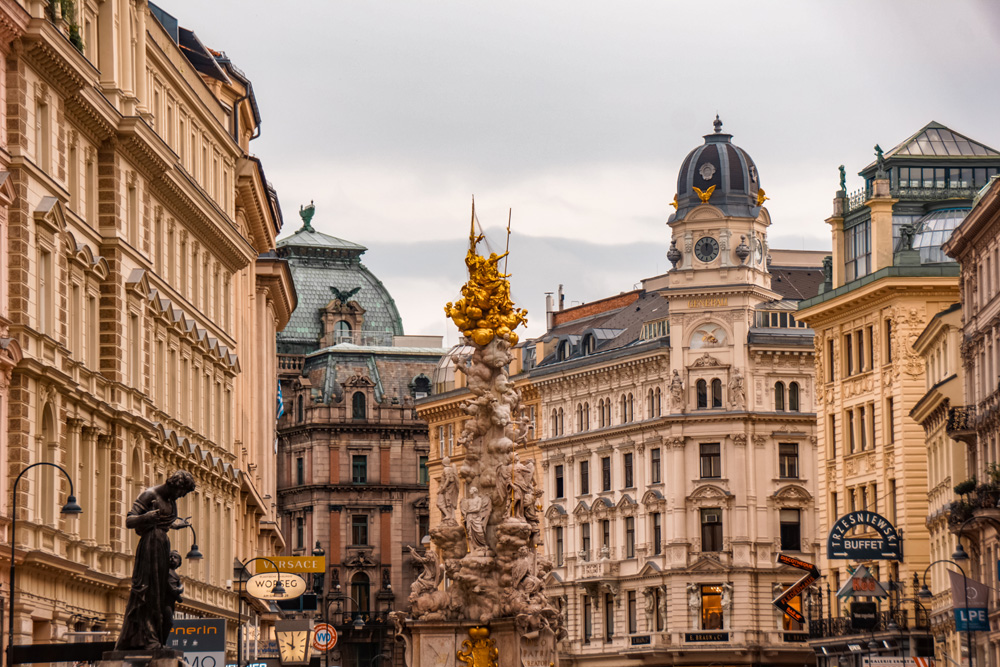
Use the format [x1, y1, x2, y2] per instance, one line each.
[947, 406, 977, 443]
[809, 608, 930, 639]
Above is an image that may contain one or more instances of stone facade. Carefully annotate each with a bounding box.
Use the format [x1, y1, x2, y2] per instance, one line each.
[942, 175, 1000, 667]
[796, 122, 1000, 666]
[0, 0, 293, 658]
[276, 213, 445, 667]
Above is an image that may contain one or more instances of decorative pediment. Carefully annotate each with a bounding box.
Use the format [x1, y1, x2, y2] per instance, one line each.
[772, 484, 813, 506]
[637, 561, 662, 577]
[125, 268, 151, 299]
[344, 369, 375, 387]
[687, 484, 733, 509]
[686, 553, 726, 573]
[641, 489, 666, 508]
[34, 196, 67, 235]
[616, 495, 637, 516]
[591, 497, 613, 517]
[345, 549, 377, 569]
[572, 500, 591, 517]
[690, 352, 726, 368]
[545, 504, 567, 520]
[412, 497, 429, 511]
[0, 171, 15, 207]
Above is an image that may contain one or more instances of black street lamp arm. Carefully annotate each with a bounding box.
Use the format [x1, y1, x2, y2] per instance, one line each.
[178, 522, 203, 560]
[920, 559, 972, 667]
[8, 462, 82, 667]
[236, 557, 287, 667]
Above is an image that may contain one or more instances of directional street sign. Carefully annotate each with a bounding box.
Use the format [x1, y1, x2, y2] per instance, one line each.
[773, 553, 820, 624]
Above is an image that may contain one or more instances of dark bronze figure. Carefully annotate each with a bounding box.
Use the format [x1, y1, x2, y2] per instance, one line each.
[115, 470, 196, 651]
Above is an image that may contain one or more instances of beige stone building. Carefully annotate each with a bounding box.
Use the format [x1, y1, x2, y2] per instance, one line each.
[910, 303, 966, 667]
[797, 122, 1000, 666]
[0, 0, 293, 658]
[942, 175, 1000, 667]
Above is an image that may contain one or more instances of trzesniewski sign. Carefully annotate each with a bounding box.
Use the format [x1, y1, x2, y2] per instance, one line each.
[827, 511, 902, 560]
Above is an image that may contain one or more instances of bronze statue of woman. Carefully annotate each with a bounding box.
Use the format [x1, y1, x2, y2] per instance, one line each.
[115, 470, 197, 651]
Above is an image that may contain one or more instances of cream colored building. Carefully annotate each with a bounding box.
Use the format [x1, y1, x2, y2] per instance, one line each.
[531, 120, 821, 667]
[910, 304, 966, 667]
[942, 175, 1000, 667]
[0, 0, 293, 658]
[797, 122, 1000, 666]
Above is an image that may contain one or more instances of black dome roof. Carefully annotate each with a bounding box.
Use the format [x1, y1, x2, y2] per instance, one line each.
[672, 116, 762, 220]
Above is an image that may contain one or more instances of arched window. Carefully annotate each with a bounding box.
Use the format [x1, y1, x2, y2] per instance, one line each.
[775, 382, 786, 411]
[352, 391, 366, 419]
[558, 340, 571, 361]
[576, 404, 583, 431]
[40, 404, 56, 523]
[696, 380, 708, 409]
[558, 408, 564, 435]
[655, 388, 662, 417]
[647, 389, 654, 417]
[627, 393, 634, 422]
[351, 572, 371, 618]
[711, 379, 722, 408]
[583, 334, 595, 355]
[604, 399, 611, 426]
[335, 320, 352, 344]
[551, 409, 559, 436]
[789, 382, 800, 412]
[620, 395, 628, 424]
[597, 399, 605, 428]
[584, 402, 590, 430]
[412, 375, 431, 398]
[297, 395, 304, 423]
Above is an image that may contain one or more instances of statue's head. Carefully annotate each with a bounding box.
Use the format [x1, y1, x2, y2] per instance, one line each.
[469, 486, 479, 496]
[166, 470, 196, 497]
[169, 550, 182, 569]
[443, 456, 451, 467]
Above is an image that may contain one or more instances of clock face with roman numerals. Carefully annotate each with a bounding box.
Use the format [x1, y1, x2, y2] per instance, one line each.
[694, 236, 719, 263]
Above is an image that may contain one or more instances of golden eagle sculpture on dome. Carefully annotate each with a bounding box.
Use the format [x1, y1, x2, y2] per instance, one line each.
[693, 184, 715, 203]
[444, 204, 528, 347]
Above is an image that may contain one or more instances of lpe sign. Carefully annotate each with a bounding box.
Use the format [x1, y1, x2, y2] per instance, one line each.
[955, 607, 990, 632]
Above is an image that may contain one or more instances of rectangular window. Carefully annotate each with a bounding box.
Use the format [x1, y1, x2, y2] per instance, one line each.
[827, 339, 835, 382]
[627, 590, 637, 634]
[581, 522, 591, 559]
[650, 447, 661, 484]
[295, 517, 304, 550]
[652, 513, 662, 555]
[859, 405, 867, 450]
[831, 492, 838, 522]
[580, 460, 590, 495]
[601, 519, 610, 550]
[352, 515, 368, 545]
[847, 410, 856, 453]
[700, 443, 721, 478]
[779, 585, 804, 631]
[583, 595, 592, 644]
[418, 455, 429, 485]
[871, 483, 878, 512]
[701, 508, 723, 552]
[866, 325, 874, 370]
[829, 414, 837, 458]
[623, 453, 634, 488]
[295, 456, 304, 486]
[845, 333, 854, 376]
[856, 330, 865, 372]
[780, 509, 801, 551]
[849, 488, 856, 512]
[418, 514, 430, 543]
[885, 318, 893, 363]
[554, 464, 564, 498]
[352, 455, 367, 484]
[601, 456, 611, 492]
[701, 585, 723, 630]
[604, 593, 615, 641]
[625, 517, 635, 558]
[555, 527, 564, 566]
[886, 397, 895, 443]
[779, 443, 799, 478]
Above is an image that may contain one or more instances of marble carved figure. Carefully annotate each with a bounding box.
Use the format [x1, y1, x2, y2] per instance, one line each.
[670, 369, 684, 409]
[729, 368, 746, 410]
[115, 470, 197, 651]
[406, 209, 564, 643]
[436, 457, 460, 523]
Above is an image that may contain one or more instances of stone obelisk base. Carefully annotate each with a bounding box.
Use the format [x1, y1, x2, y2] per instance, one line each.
[404, 619, 557, 667]
[98, 648, 185, 667]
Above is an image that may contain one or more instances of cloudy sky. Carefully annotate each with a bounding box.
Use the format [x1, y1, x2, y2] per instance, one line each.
[164, 0, 1000, 341]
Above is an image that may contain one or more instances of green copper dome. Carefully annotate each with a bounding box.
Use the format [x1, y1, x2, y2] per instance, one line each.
[276, 203, 404, 354]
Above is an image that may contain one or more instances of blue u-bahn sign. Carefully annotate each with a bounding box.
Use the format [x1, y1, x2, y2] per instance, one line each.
[827, 511, 902, 560]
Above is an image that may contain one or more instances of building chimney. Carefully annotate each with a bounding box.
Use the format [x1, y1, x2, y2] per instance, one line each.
[545, 292, 554, 330]
[558, 284, 564, 311]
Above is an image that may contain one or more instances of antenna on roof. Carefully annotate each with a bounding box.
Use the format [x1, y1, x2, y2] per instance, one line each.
[504, 208, 512, 274]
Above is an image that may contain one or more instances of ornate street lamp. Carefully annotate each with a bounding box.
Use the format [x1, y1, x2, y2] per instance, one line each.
[178, 522, 204, 560]
[919, 559, 973, 667]
[7, 462, 82, 667]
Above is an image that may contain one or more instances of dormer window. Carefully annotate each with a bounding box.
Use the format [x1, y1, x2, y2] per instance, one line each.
[335, 320, 352, 343]
[557, 340, 571, 361]
[583, 334, 595, 355]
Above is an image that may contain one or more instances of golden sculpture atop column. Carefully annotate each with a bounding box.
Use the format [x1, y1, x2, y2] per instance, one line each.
[444, 203, 528, 346]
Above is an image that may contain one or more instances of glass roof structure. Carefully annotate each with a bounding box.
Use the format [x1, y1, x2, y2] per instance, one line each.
[904, 208, 971, 264]
[887, 123, 1000, 158]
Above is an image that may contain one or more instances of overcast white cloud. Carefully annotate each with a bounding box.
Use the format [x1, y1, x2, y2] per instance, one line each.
[160, 0, 1000, 338]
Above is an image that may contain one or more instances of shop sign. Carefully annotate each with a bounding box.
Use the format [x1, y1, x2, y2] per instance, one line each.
[827, 511, 902, 560]
[836, 565, 889, 598]
[783, 633, 808, 643]
[245, 572, 307, 600]
[954, 608, 989, 632]
[630, 635, 651, 645]
[773, 553, 820, 623]
[168, 619, 226, 667]
[862, 658, 936, 667]
[252, 556, 326, 574]
[684, 632, 729, 642]
[850, 601, 877, 630]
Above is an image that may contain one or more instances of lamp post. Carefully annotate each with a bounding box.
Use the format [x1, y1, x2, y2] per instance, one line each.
[236, 557, 287, 667]
[919, 559, 973, 667]
[310, 543, 325, 667]
[7, 462, 82, 667]
[177, 522, 204, 561]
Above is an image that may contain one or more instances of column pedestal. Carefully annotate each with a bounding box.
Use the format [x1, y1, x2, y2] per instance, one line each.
[402, 619, 557, 667]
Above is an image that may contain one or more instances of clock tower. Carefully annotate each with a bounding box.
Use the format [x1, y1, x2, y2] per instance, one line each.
[665, 117, 781, 410]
